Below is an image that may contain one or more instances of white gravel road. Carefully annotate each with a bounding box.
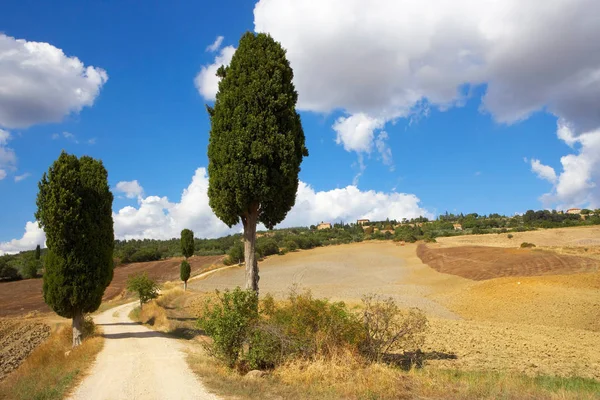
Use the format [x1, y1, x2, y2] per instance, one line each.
[68, 302, 219, 400]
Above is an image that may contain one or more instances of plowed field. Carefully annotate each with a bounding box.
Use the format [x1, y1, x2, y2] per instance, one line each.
[417, 244, 600, 280]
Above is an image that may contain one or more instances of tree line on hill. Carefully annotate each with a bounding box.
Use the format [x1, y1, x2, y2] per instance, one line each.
[3, 208, 599, 282]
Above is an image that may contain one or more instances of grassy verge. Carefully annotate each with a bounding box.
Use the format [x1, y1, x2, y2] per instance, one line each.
[130, 289, 600, 400]
[0, 325, 103, 400]
[187, 351, 600, 400]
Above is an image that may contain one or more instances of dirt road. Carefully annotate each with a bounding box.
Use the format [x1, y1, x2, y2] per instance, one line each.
[68, 302, 218, 400]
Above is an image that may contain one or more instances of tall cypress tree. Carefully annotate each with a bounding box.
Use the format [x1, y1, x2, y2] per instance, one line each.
[35, 244, 41, 260]
[207, 32, 308, 293]
[36, 152, 114, 347]
[180, 228, 195, 259]
[180, 229, 194, 291]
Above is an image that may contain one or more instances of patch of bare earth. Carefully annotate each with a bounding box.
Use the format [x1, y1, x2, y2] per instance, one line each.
[417, 244, 600, 280]
[0, 318, 51, 381]
[425, 319, 600, 380]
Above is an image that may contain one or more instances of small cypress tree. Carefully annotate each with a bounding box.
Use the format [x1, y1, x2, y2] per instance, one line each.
[181, 229, 195, 259]
[180, 260, 191, 291]
[36, 152, 114, 347]
[207, 32, 308, 293]
[35, 244, 41, 260]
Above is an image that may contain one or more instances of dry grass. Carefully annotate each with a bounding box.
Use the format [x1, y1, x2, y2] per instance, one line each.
[0, 326, 103, 400]
[128, 288, 186, 331]
[186, 348, 600, 400]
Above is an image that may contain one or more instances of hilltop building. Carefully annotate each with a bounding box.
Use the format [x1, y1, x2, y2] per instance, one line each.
[357, 219, 370, 226]
[566, 208, 582, 215]
[453, 223, 463, 231]
[317, 222, 332, 230]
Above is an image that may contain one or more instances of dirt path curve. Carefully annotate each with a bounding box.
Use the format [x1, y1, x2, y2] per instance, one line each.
[68, 302, 219, 400]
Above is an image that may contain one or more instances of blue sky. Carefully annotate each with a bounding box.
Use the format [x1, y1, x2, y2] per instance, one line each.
[1, 0, 599, 252]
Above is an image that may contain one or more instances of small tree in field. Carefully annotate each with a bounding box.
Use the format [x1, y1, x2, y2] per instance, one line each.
[207, 32, 308, 293]
[180, 260, 191, 291]
[127, 273, 159, 307]
[36, 152, 114, 347]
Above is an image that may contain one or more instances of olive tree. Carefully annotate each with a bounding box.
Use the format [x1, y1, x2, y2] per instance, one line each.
[36, 152, 114, 347]
[207, 32, 308, 293]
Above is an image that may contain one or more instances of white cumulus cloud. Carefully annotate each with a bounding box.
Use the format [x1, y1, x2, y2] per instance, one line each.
[254, 0, 600, 162]
[0, 34, 108, 129]
[0, 221, 46, 255]
[536, 122, 600, 209]
[530, 159, 557, 184]
[115, 180, 144, 199]
[206, 36, 224, 52]
[14, 173, 31, 183]
[194, 43, 236, 101]
[113, 167, 432, 240]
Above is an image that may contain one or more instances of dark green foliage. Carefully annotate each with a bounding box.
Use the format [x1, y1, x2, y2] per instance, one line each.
[521, 242, 536, 248]
[508, 234, 514, 239]
[126, 272, 159, 307]
[224, 241, 244, 265]
[283, 239, 298, 252]
[120, 247, 161, 264]
[35, 245, 41, 260]
[113, 234, 240, 262]
[0, 256, 21, 281]
[22, 258, 39, 279]
[180, 260, 191, 282]
[207, 31, 308, 229]
[198, 288, 259, 368]
[35, 152, 114, 319]
[180, 229, 195, 259]
[256, 238, 279, 258]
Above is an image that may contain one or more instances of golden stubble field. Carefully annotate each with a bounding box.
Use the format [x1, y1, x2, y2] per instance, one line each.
[189, 230, 600, 379]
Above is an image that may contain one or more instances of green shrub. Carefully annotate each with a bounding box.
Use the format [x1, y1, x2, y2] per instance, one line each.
[0, 257, 21, 281]
[266, 290, 364, 359]
[520, 242, 536, 248]
[22, 259, 39, 279]
[256, 238, 279, 258]
[126, 273, 159, 307]
[359, 294, 428, 362]
[283, 239, 298, 252]
[200, 289, 429, 372]
[198, 288, 259, 368]
[507, 234, 514, 239]
[224, 241, 244, 265]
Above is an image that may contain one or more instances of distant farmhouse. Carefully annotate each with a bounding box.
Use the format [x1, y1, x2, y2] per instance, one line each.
[566, 208, 582, 215]
[357, 219, 370, 226]
[453, 223, 463, 231]
[317, 222, 332, 230]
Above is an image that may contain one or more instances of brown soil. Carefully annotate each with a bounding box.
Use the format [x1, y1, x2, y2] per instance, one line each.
[425, 318, 600, 380]
[0, 255, 223, 317]
[0, 318, 51, 381]
[438, 272, 600, 331]
[417, 244, 600, 280]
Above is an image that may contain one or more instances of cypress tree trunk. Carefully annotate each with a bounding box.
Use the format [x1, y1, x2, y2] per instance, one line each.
[242, 204, 259, 293]
[72, 310, 84, 347]
[184, 281, 187, 291]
